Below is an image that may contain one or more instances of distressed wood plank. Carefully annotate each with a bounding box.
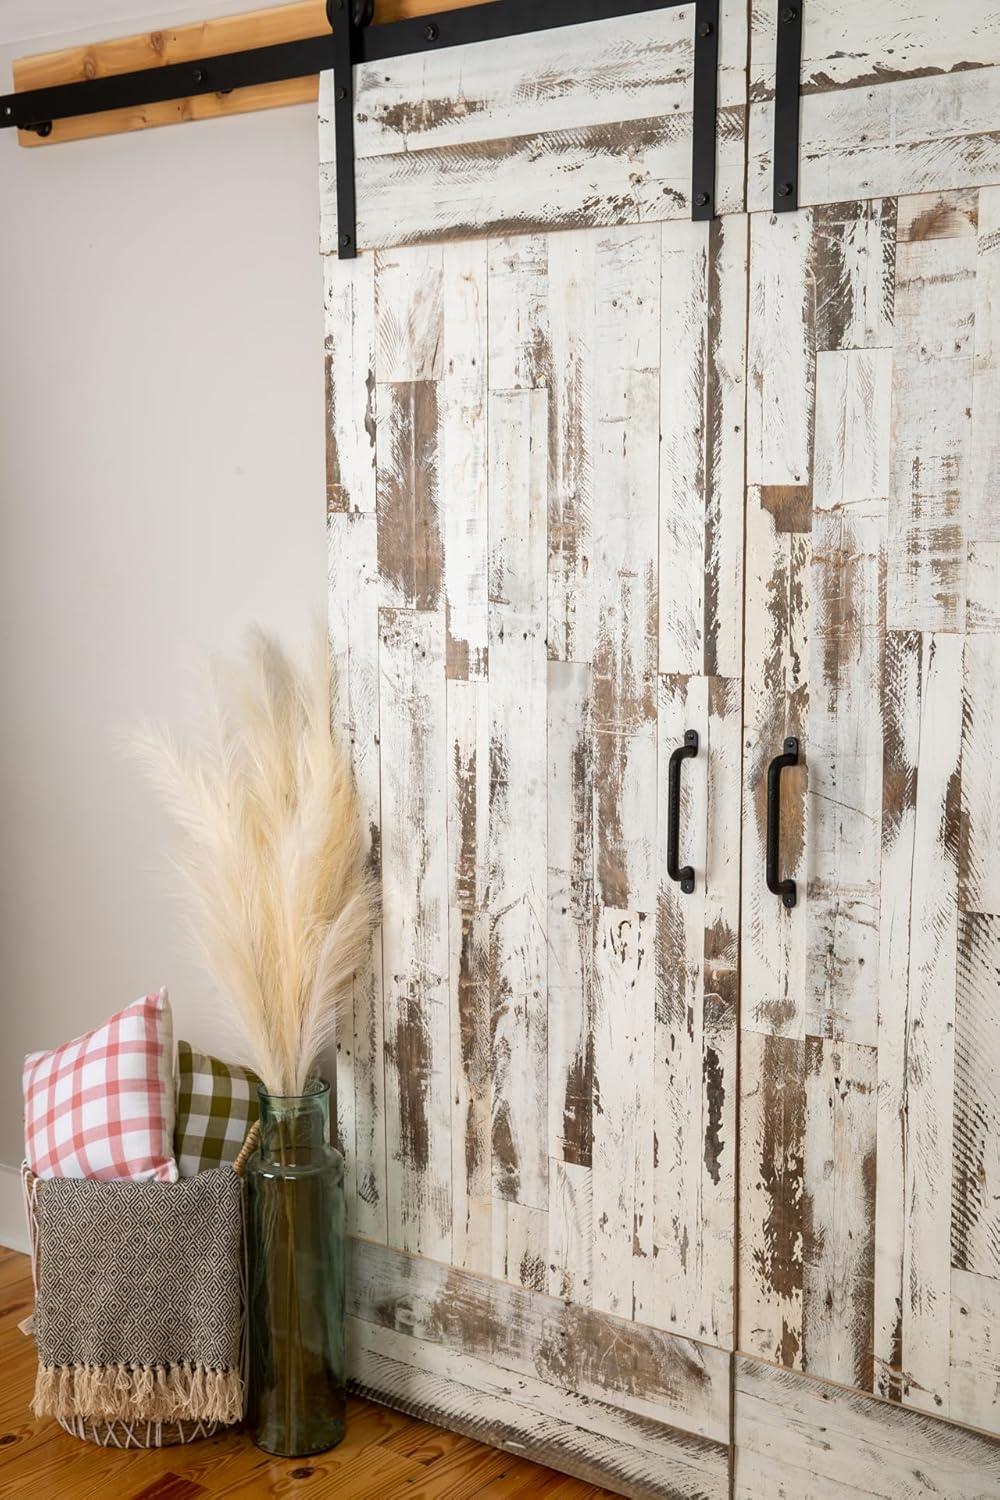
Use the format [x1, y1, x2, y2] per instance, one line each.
[960, 636, 1000, 917]
[951, 1267, 1000, 1435]
[440, 239, 489, 681]
[654, 673, 739, 1348]
[328, 510, 386, 1243]
[547, 659, 594, 1304]
[739, 1031, 806, 1370]
[324, 254, 376, 515]
[749, 66, 1000, 213]
[801, 1038, 878, 1392]
[888, 234, 975, 634]
[376, 380, 443, 610]
[952, 912, 1000, 1281]
[592, 223, 660, 915]
[971, 186, 1000, 547]
[902, 633, 964, 1416]
[379, 607, 451, 1260]
[487, 386, 549, 1271]
[447, 677, 492, 1276]
[547, 229, 596, 666]
[591, 908, 655, 1324]
[735, 1356, 1000, 1500]
[346, 1235, 732, 1446]
[349, 1319, 730, 1500]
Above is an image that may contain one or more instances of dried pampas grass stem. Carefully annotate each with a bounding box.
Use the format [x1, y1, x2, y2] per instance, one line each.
[131, 629, 376, 1096]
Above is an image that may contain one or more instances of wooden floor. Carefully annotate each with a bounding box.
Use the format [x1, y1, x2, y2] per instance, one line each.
[0, 1249, 618, 1498]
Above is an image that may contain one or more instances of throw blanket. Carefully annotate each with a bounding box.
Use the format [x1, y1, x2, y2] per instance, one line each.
[30, 1167, 244, 1426]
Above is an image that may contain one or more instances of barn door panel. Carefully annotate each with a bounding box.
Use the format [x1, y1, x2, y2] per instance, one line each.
[322, 5, 747, 1487]
[740, 175, 1000, 1437]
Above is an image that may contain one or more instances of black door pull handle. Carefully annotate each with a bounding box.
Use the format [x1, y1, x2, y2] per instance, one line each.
[766, 736, 799, 909]
[667, 730, 698, 895]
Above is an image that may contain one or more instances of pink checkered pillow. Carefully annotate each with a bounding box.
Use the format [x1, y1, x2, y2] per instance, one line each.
[23, 988, 178, 1182]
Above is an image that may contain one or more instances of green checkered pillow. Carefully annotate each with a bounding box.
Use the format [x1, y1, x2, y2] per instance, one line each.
[174, 1041, 261, 1177]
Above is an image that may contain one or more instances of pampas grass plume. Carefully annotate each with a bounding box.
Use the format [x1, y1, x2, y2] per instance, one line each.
[131, 628, 376, 1095]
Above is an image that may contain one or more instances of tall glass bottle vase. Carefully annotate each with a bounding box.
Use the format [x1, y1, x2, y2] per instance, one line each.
[246, 1080, 346, 1456]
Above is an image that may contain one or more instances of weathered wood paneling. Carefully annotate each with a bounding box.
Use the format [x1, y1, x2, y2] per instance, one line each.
[734, 1357, 1000, 1500]
[742, 189, 1000, 1436]
[318, 5, 748, 253]
[748, 2, 1000, 213]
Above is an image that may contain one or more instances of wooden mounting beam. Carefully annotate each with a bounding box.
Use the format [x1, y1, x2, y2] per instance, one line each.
[11, 0, 481, 148]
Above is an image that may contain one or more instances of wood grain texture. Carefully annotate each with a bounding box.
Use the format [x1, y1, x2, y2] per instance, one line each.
[11, 0, 485, 148]
[742, 186, 1000, 1436]
[734, 1356, 1000, 1500]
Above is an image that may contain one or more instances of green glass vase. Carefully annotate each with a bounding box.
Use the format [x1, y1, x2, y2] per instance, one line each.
[246, 1080, 346, 1457]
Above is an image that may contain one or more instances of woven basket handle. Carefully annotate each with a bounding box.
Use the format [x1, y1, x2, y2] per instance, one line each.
[231, 1121, 260, 1178]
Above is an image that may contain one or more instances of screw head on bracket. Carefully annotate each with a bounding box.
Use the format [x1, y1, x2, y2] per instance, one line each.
[695, 191, 710, 207]
[782, 890, 796, 909]
[682, 876, 695, 895]
[697, 20, 713, 36]
[780, 5, 798, 20]
[335, 85, 348, 101]
[35, 121, 52, 137]
[193, 66, 206, 84]
[424, 22, 439, 40]
[776, 181, 794, 198]
[339, 232, 352, 248]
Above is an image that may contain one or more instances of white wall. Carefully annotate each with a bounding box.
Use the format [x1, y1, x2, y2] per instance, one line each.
[0, 0, 328, 1241]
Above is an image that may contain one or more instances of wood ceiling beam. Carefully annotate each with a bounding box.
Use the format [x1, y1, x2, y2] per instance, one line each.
[11, 0, 482, 148]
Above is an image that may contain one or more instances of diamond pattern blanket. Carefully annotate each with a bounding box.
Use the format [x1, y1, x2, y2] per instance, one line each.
[30, 1167, 245, 1425]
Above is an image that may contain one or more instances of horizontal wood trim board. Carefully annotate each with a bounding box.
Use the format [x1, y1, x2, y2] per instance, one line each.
[10, 0, 487, 147]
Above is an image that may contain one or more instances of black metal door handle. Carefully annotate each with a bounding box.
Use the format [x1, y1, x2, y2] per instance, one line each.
[667, 730, 698, 896]
[766, 736, 799, 909]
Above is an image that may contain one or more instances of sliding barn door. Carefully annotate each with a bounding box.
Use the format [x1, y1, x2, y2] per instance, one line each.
[738, 0, 1000, 1481]
[322, 4, 747, 1493]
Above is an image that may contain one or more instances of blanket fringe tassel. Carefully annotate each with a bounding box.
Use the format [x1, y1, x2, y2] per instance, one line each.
[32, 1360, 245, 1425]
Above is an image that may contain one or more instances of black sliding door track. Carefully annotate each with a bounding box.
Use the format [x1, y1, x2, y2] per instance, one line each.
[1, 0, 721, 255]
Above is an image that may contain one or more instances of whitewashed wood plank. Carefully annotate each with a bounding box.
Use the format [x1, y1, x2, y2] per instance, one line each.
[951, 1266, 1000, 1436]
[374, 244, 444, 383]
[750, 1, 1000, 99]
[659, 222, 710, 677]
[348, 1318, 730, 1499]
[335, 107, 746, 252]
[888, 235, 975, 634]
[960, 637, 1000, 918]
[953, 912, 1000, 1285]
[592, 224, 660, 914]
[592, 907, 655, 1323]
[735, 1446, 873, 1499]
[346, 1231, 732, 1446]
[968, 541, 1000, 632]
[324, 253, 376, 515]
[547, 228, 596, 665]
[972, 187, 1000, 546]
[805, 501, 886, 1046]
[801, 1038, 878, 1391]
[353, 8, 695, 159]
[487, 233, 549, 393]
[546, 658, 593, 1303]
[655, 673, 739, 1348]
[492, 1199, 549, 1295]
[873, 628, 922, 1404]
[901, 632, 963, 1417]
[446, 676, 492, 1277]
[548, 1158, 593, 1307]
[328, 510, 386, 1243]
[749, 67, 1000, 214]
[735, 1356, 1000, 1500]
[741, 484, 810, 1038]
[440, 239, 489, 681]
[379, 606, 452, 1261]
[746, 209, 815, 488]
[487, 386, 549, 1260]
[812, 349, 892, 514]
[739, 1031, 806, 1370]
[376, 379, 443, 611]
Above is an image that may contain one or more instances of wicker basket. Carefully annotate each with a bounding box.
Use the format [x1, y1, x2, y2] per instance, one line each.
[22, 1128, 256, 1450]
